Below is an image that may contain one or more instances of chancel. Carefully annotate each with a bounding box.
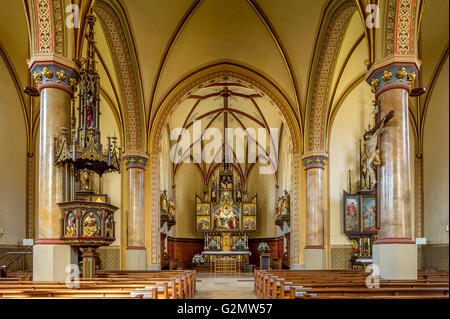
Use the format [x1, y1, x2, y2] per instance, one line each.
[0, 0, 448, 301]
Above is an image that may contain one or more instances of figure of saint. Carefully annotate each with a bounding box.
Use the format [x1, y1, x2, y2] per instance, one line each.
[236, 182, 242, 201]
[346, 201, 358, 231]
[211, 182, 217, 202]
[168, 199, 175, 219]
[282, 191, 290, 216]
[105, 215, 113, 237]
[160, 190, 168, 213]
[66, 214, 76, 237]
[85, 95, 94, 127]
[276, 197, 283, 219]
[80, 169, 91, 190]
[83, 213, 98, 237]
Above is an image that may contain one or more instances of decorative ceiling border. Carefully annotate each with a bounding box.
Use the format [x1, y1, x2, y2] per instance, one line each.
[385, 0, 419, 56]
[94, 0, 145, 152]
[27, 0, 65, 56]
[306, 0, 357, 152]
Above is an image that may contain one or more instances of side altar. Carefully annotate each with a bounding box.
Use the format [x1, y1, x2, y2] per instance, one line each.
[195, 164, 257, 265]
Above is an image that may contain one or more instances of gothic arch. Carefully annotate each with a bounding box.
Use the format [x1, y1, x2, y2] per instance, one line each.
[305, 0, 357, 152]
[94, 0, 146, 152]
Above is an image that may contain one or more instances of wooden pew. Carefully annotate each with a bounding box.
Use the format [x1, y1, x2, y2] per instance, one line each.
[0, 270, 197, 299]
[254, 269, 449, 300]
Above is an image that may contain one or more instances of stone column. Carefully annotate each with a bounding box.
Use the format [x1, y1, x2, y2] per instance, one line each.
[302, 152, 327, 270]
[123, 153, 148, 270]
[30, 58, 79, 281]
[366, 55, 419, 280]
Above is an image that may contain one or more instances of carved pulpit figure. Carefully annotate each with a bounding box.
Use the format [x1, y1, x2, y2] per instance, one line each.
[105, 215, 113, 237]
[80, 169, 91, 190]
[66, 214, 76, 237]
[83, 213, 98, 237]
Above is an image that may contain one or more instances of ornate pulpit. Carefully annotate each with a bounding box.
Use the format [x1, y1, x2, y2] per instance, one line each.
[53, 15, 121, 278]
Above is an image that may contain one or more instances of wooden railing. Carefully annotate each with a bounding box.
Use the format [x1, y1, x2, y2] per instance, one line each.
[0, 247, 33, 278]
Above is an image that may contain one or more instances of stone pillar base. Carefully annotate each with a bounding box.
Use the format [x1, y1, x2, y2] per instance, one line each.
[373, 243, 417, 280]
[290, 264, 304, 270]
[33, 244, 78, 281]
[304, 248, 326, 270]
[125, 248, 147, 270]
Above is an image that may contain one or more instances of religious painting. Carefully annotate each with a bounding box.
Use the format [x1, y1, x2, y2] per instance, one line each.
[243, 216, 256, 231]
[243, 203, 256, 216]
[196, 216, 210, 232]
[213, 202, 240, 231]
[81, 211, 100, 237]
[361, 195, 377, 233]
[343, 192, 360, 234]
[197, 203, 210, 216]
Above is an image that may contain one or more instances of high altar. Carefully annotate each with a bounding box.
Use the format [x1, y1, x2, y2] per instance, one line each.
[195, 164, 257, 264]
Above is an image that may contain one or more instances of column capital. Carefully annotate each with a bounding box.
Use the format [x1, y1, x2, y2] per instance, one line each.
[29, 56, 79, 97]
[123, 152, 149, 170]
[366, 55, 421, 98]
[302, 151, 328, 170]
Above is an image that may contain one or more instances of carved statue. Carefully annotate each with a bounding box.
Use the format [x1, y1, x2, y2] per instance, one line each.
[83, 213, 98, 237]
[236, 182, 242, 202]
[211, 181, 217, 202]
[66, 214, 76, 237]
[168, 199, 175, 219]
[105, 214, 113, 237]
[160, 190, 168, 213]
[281, 191, 290, 216]
[276, 197, 283, 219]
[362, 116, 387, 189]
[80, 169, 91, 190]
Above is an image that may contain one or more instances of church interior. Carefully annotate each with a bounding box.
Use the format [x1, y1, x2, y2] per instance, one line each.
[0, 0, 448, 301]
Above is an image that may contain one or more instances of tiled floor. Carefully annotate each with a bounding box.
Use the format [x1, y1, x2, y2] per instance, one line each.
[193, 273, 257, 299]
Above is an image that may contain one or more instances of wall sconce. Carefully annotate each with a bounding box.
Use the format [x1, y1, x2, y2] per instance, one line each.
[0, 227, 4, 238]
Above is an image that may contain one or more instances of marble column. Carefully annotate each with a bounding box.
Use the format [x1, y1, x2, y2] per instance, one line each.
[302, 152, 327, 269]
[366, 55, 420, 280]
[123, 153, 148, 270]
[29, 59, 79, 281]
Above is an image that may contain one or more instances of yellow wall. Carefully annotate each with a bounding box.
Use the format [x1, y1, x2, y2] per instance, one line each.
[247, 162, 277, 239]
[174, 164, 204, 238]
[99, 101, 122, 246]
[423, 57, 449, 244]
[0, 58, 26, 245]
